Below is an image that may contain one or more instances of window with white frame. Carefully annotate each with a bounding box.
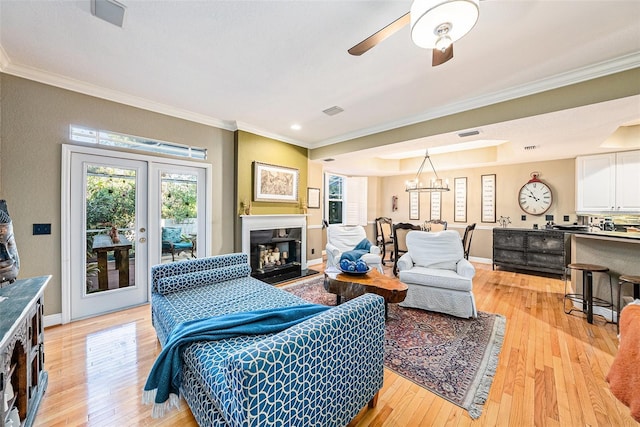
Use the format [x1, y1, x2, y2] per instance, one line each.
[325, 173, 345, 224]
[324, 173, 367, 226]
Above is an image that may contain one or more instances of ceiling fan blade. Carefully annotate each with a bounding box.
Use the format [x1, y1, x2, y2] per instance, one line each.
[432, 44, 454, 66]
[348, 12, 410, 56]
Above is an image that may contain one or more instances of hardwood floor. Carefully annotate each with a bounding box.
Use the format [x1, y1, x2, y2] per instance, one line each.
[38, 263, 635, 426]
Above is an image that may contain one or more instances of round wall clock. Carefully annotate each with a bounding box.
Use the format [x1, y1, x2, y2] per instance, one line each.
[518, 173, 553, 215]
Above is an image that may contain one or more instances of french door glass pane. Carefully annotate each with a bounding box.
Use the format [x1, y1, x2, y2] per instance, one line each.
[85, 165, 137, 294]
[160, 172, 198, 263]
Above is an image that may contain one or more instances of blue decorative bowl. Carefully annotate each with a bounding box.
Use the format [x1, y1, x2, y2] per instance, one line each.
[338, 266, 372, 276]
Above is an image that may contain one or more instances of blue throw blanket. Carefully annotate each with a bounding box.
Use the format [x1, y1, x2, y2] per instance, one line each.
[340, 238, 372, 262]
[142, 304, 330, 418]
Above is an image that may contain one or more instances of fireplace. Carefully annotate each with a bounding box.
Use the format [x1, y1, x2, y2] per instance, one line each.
[249, 228, 301, 282]
[241, 215, 309, 284]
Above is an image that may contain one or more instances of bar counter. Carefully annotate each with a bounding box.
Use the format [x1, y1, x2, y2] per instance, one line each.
[569, 231, 640, 320]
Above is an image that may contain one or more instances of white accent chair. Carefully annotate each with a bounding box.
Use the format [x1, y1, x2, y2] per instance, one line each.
[397, 230, 477, 318]
[326, 225, 383, 273]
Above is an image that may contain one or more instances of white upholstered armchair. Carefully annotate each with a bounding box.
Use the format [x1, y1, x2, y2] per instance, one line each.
[326, 225, 383, 273]
[397, 230, 477, 318]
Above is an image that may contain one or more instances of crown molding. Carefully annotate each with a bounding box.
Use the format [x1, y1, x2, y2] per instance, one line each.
[0, 55, 237, 132]
[0, 49, 311, 146]
[309, 52, 640, 149]
[2, 40, 637, 150]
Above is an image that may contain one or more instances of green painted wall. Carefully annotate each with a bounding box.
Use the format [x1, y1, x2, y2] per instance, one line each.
[235, 131, 308, 212]
[234, 130, 309, 249]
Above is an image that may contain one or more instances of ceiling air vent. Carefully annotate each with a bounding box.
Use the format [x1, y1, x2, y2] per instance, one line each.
[322, 106, 344, 116]
[524, 145, 537, 151]
[458, 130, 480, 138]
[91, 0, 126, 27]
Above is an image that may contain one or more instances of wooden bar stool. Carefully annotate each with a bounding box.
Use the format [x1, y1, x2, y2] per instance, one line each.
[564, 263, 613, 324]
[616, 275, 640, 332]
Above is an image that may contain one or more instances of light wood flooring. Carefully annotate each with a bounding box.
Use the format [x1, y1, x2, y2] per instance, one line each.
[38, 262, 636, 426]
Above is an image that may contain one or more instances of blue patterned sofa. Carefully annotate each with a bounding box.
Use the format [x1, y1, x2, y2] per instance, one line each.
[150, 253, 386, 426]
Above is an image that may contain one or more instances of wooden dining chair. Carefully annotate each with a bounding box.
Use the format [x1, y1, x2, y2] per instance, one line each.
[462, 223, 476, 260]
[375, 217, 394, 265]
[423, 220, 447, 232]
[392, 222, 422, 276]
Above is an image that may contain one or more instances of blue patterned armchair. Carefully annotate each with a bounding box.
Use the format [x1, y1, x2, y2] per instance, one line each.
[161, 226, 194, 261]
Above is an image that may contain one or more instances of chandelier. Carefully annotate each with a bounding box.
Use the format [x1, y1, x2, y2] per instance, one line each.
[405, 149, 450, 193]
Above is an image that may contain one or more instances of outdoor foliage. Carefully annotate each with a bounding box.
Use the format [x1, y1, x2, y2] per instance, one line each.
[85, 168, 198, 230]
[162, 177, 197, 223]
[86, 167, 136, 230]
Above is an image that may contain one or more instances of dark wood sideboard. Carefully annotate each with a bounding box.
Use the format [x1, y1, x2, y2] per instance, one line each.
[1, 276, 50, 427]
[493, 228, 569, 278]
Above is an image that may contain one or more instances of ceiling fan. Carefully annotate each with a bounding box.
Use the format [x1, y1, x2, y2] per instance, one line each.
[348, 0, 481, 66]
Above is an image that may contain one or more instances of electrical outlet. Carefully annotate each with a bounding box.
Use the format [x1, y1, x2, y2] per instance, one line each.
[521, 215, 526, 221]
[311, 248, 315, 255]
[563, 215, 570, 222]
[33, 223, 51, 235]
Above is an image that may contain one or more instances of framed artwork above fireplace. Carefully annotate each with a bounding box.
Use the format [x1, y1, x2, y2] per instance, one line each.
[253, 162, 299, 203]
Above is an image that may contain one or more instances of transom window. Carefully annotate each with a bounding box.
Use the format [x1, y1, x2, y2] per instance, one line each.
[70, 125, 207, 160]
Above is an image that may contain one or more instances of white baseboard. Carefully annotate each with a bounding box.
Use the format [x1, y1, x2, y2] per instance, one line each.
[44, 313, 63, 327]
[470, 256, 492, 264]
[306, 258, 323, 267]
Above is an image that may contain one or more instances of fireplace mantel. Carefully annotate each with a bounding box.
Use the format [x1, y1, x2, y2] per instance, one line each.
[241, 215, 307, 269]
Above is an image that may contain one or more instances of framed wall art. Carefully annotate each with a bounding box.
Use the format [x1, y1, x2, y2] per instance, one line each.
[430, 191, 441, 220]
[454, 177, 467, 222]
[253, 162, 299, 203]
[307, 187, 321, 209]
[409, 192, 420, 220]
[481, 174, 496, 223]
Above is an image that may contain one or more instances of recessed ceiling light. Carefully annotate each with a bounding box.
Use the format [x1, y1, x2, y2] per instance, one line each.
[290, 124, 301, 130]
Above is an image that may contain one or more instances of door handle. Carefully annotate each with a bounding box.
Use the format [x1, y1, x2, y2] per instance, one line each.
[139, 237, 146, 243]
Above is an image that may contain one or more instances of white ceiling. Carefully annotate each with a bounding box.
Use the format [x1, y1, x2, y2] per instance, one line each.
[1, 0, 639, 175]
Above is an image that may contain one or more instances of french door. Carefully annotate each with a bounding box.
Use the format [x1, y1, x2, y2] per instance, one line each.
[69, 153, 149, 320]
[63, 145, 211, 322]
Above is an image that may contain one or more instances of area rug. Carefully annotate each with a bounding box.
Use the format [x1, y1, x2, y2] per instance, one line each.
[282, 276, 506, 419]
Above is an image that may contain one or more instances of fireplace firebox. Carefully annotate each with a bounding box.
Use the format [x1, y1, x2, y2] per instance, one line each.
[249, 228, 302, 283]
[241, 214, 317, 285]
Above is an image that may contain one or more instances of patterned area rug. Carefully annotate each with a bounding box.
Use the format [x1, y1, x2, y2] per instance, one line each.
[282, 276, 506, 419]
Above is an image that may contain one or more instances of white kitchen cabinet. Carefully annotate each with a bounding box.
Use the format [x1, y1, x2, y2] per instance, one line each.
[576, 150, 640, 213]
[615, 150, 640, 211]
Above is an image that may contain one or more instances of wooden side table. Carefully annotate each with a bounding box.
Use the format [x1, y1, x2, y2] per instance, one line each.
[324, 268, 408, 319]
[92, 234, 133, 291]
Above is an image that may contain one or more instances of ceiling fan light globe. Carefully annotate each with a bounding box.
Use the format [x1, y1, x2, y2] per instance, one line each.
[435, 35, 452, 52]
[410, 0, 480, 49]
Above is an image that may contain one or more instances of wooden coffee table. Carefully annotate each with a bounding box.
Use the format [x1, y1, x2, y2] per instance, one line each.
[324, 269, 408, 319]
